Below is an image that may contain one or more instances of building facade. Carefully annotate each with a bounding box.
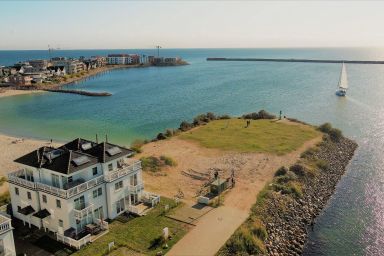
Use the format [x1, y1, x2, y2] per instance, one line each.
[51, 59, 86, 74]
[0, 215, 16, 256]
[8, 138, 159, 248]
[107, 54, 140, 65]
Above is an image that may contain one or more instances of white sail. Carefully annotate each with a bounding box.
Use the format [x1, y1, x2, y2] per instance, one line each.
[338, 63, 348, 90]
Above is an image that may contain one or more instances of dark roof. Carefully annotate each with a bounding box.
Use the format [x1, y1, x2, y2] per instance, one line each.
[33, 209, 51, 219]
[14, 138, 133, 175]
[18, 206, 35, 215]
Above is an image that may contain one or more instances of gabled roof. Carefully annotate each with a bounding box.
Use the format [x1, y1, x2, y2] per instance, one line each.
[14, 138, 133, 175]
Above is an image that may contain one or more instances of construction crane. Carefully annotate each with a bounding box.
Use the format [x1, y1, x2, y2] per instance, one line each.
[155, 45, 162, 57]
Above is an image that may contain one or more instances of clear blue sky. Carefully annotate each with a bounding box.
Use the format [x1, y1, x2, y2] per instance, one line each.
[1, 1, 384, 50]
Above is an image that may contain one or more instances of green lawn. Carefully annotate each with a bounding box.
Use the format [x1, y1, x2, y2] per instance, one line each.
[73, 198, 188, 256]
[179, 119, 320, 155]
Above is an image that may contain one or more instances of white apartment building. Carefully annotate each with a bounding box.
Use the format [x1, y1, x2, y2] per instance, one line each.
[107, 54, 140, 65]
[8, 138, 159, 249]
[0, 215, 16, 256]
[51, 59, 85, 74]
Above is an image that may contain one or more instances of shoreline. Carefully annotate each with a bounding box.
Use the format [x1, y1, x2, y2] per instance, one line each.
[0, 64, 151, 98]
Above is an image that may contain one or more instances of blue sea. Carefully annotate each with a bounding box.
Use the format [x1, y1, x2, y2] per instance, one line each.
[0, 48, 383, 255]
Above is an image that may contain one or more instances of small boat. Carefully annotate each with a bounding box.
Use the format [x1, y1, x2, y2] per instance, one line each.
[336, 63, 348, 96]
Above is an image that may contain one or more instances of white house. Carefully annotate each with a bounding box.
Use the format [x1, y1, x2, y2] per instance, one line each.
[8, 138, 159, 249]
[107, 54, 140, 65]
[0, 215, 16, 256]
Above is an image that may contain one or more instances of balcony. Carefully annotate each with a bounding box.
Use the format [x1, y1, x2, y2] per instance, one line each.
[8, 169, 36, 190]
[9, 169, 105, 199]
[73, 204, 94, 219]
[104, 161, 142, 182]
[0, 215, 12, 235]
[127, 183, 144, 194]
[56, 233, 91, 250]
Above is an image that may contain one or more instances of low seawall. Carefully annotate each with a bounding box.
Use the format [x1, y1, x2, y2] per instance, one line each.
[263, 137, 357, 255]
[207, 57, 384, 64]
[43, 89, 111, 97]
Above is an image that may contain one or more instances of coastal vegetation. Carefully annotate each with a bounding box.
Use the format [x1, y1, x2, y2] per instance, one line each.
[73, 197, 188, 256]
[179, 119, 320, 154]
[218, 123, 357, 255]
[140, 155, 177, 173]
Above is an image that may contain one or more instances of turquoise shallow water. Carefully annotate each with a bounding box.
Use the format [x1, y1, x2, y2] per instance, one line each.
[0, 48, 384, 254]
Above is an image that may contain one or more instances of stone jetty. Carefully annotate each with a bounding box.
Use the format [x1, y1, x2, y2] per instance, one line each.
[43, 89, 112, 97]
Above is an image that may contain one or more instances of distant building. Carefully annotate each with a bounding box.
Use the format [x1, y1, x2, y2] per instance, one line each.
[28, 60, 49, 70]
[9, 75, 33, 86]
[83, 56, 107, 70]
[47, 66, 66, 76]
[107, 54, 140, 65]
[52, 59, 86, 74]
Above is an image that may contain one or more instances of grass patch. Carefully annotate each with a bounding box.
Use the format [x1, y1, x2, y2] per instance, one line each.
[73, 198, 188, 256]
[140, 156, 177, 172]
[180, 119, 320, 155]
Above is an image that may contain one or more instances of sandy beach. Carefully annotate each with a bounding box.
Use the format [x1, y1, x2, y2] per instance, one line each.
[0, 89, 46, 98]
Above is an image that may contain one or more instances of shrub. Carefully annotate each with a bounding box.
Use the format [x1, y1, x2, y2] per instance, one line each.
[287, 182, 303, 198]
[300, 147, 317, 158]
[317, 123, 343, 142]
[165, 129, 174, 137]
[316, 159, 329, 170]
[250, 218, 268, 241]
[275, 166, 288, 176]
[289, 164, 306, 177]
[157, 133, 167, 140]
[140, 156, 162, 172]
[329, 128, 343, 142]
[318, 123, 332, 134]
[160, 155, 177, 167]
[218, 114, 231, 119]
[0, 192, 10, 206]
[206, 112, 216, 121]
[242, 110, 276, 120]
[275, 171, 297, 184]
[179, 121, 193, 131]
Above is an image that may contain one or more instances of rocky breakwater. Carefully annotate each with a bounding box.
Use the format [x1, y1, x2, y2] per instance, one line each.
[263, 135, 357, 255]
[43, 89, 112, 97]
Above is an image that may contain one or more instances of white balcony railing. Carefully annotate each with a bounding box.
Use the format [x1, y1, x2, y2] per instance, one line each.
[128, 183, 144, 194]
[56, 233, 91, 250]
[94, 218, 109, 231]
[104, 161, 142, 182]
[0, 215, 12, 235]
[8, 169, 36, 190]
[73, 204, 94, 219]
[9, 169, 105, 199]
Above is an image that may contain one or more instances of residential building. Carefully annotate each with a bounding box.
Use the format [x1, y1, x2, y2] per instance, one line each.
[47, 66, 66, 76]
[107, 54, 140, 65]
[52, 59, 86, 74]
[28, 60, 49, 71]
[0, 215, 16, 256]
[9, 75, 32, 86]
[8, 138, 159, 249]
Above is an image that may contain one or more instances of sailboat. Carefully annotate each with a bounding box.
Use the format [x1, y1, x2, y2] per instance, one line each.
[335, 63, 348, 96]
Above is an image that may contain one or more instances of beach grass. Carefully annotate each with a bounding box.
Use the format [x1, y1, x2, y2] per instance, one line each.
[179, 119, 320, 155]
[73, 197, 188, 256]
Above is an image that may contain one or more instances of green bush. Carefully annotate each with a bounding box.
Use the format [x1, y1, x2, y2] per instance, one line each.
[316, 159, 329, 170]
[275, 171, 297, 184]
[250, 218, 268, 241]
[179, 121, 193, 131]
[275, 166, 288, 176]
[289, 164, 306, 176]
[140, 156, 162, 172]
[318, 123, 332, 134]
[227, 227, 266, 255]
[288, 182, 303, 198]
[242, 110, 276, 120]
[165, 129, 174, 137]
[317, 123, 343, 142]
[0, 192, 10, 206]
[218, 114, 231, 120]
[160, 155, 177, 167]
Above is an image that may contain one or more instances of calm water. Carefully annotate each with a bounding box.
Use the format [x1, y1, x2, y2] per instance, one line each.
[1, 48, 383, 255]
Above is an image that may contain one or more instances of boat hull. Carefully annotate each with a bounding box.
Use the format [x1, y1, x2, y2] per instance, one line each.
[336, 90, 346, 96]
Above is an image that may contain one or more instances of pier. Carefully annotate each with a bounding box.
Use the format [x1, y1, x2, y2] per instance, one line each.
[206, 57, 384, 64]
[43, 89, 112, 97]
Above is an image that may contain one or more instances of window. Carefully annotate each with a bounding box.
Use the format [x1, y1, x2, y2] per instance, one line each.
[130, 174, 138, 186]
[115, 180, 123, 191]
[17, 206, 21, 212]
[92, 167, 98, 176]
[74, 196, 85, 210]
[68, 176, 73, 183]
[94, 206, 103, 219]
[116, 198, 125, 214]
[26, 169, 34, 182]
[58, 219, 63, 227]
[108, 163, 113, 172]
[56, 199, 61, 208]
[27, 192, 31, 200]
[42, 194, 47, 203]
[93, 188, 102, 198]
[15, 187, 19, 196]
[51, 174, 60, 188]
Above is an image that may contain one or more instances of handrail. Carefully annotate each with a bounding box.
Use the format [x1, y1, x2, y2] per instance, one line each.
[0, 215, 12, 235]
[104, 161, 142, 182]
[56, 233, 91, 250]
[73, 204, 94, 219]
